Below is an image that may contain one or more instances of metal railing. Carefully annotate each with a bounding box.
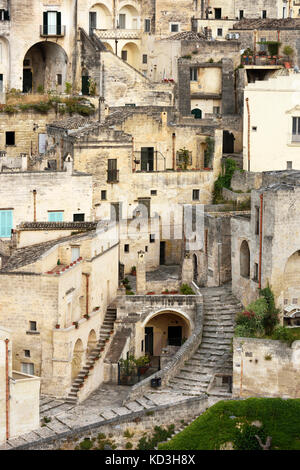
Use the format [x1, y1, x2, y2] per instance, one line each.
[40, 25, 66, 37]
[107, 169, 119, 183]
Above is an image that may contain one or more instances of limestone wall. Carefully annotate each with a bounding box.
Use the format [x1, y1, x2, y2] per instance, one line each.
[233, 337, 300, 398]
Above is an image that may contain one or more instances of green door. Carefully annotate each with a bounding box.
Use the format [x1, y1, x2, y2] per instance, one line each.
[82, 76, 90, 96]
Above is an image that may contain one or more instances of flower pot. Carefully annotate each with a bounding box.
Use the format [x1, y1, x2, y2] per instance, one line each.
[84, 375, 88, 380]
[89, 365, 94, 370]
[55, 324, 60, 329]
[110, 330, 114, 335]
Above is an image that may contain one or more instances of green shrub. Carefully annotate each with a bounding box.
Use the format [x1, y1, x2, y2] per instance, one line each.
[97, 433, 106, 441]
[180, 284, 195, 295]
[124, 429, 134, 438]
[233, 423, 267, 450]
[271, 326, 295, 346]
[79, 438, 93, 450]
[125, 441, 133, 449]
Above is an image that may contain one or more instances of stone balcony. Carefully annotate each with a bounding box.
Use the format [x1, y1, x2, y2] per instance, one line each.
[94, 28, 142, 40]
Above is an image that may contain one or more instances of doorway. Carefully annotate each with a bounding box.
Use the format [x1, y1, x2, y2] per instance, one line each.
[82, 75, 90, 95]
[23, 69, 32, 93]
[223, 131, 235, 153]
[168, 326, 182, 346]
[145, 327, 154, 356]
[89, 11, 97, 35]
[141, 147, 154, 171]
[160, 241, 166, 265]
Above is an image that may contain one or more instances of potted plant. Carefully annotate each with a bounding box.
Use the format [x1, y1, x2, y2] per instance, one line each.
[89, 365, 94, 370]
[55, 324, 60, 329]
[110, 330, 114, 335]
[135, 355, 150, 375]
[147, 291, 155, 295]
[84, 314, 90, 320]
[131, 266, 136, 276]
[73, 321, 79, 329]
[119, 356, 136, 384]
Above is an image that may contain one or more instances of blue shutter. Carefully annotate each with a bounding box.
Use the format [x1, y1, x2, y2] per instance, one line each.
[48, 212, 63, 222]
[0, 210, 12, 238]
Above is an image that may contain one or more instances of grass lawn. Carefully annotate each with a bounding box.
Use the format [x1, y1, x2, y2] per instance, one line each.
[158, 398, 300, 450]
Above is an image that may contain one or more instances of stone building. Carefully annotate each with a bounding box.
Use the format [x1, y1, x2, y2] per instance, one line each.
[231, 171, 300, 314]
[0, 222, 119, 399]
[0, 326, 40, 443]
[243, 73, 300, 172]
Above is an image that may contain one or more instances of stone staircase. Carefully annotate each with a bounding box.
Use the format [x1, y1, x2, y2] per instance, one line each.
[66, 308, 117, 404]
[165, 286, 243, 398]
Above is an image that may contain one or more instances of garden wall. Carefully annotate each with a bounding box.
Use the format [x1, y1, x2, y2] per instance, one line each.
[233, 337, 300, 399]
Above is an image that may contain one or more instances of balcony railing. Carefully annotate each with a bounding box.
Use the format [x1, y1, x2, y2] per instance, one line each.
[107, 169, 119, 183]
[40, 25, 66, 37]
[94, 28, 142, 40]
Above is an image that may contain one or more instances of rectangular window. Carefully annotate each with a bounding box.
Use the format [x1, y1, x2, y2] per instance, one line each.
[6, 131, 15, 146]
[292, 117, 300, 142]
[150, 190, 157, 196]
[193, 189, 200, 200]
[254, 263, 259, 282]
[24, 350, 30, 358]
[262, 10, 267, 19]
[119, 14, 126, 29]
[73, 213, 85, 222]
[239, 10, 244, 19]
[29, 321, 37, 331]
[142, 54, 147, 64]
[107, 159, 118, 182]
[38, 133, 47, 154]
[214, 8, 222, 19]
[48, 211, 63, 222]
[213, 106, 220, 115]
[145, 246, 148, 252]
[287, 161, 293, 170]
[124, 244, 129, 253]
[150, 234, 155, 243]
[190, 68, 198, 81]
[121, 50, 127, 61]
[57, 73, 62, 85]
[21, 363, 34, 375]
[144, 19, 150, 32]
[217, 28, 223, 37]
[43, 11, 62, 35]
[255, 207, 260, 235]
[170, 23, 179, 32]
[0, 210, 13, 238]
[101, 190, 107, 200]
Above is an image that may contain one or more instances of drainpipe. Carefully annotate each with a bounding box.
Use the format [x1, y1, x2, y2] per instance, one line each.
[5, 338, 10, 441]
[132, 137, 135, 171]
[33, 189, 37, 222]
[245, 98, 250, 171]
[83, 273, 90, 315]
[258, 193, 263, 290]
[172, 133, 176, 170]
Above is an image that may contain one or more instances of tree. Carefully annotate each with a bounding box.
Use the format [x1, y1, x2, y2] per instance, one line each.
[283, 45, 294, 61]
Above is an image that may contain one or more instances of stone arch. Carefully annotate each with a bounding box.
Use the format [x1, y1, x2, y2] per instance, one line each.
[71, 338, 84, 380]
[118, 4, 139, 29]
[191, 108, 202, 119]
[23, 41, 68, 93]
[142, 309, 192, 356]
[283, 250, 300, 306]
[0, 36, 10, 92]
[102, 42, 114, 52]
[87, 329, 97, 355]
[240, 240, 250, 278]
[121, 42, 140, 68]
[89, 3, 113, 30]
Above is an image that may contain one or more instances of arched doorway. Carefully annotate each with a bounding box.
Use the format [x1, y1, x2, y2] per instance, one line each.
[193, 254, 198, 283]
[23, 42, 68, 93]
[71, 339, 84, 380]
[89, 3, 113, 34]
[143, 310, 191, 357]
[118, 5, 139, 30]
[121, 42, 140, 68]
[103, 42, 114, 52]
[0, 36, 9, 93]
[283, 251, 300, 306]
[223, 130, 235, 153]
[240, 240, 250, 278]
[87, 329, 97, 355]
[191, 108, 202, 119]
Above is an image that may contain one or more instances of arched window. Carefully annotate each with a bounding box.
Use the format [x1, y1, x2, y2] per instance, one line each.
[240, 240, 250, 278]
[191, 108, 202, 119]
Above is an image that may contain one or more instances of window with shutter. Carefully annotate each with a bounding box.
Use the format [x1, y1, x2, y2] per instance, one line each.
[0, 210, 13, 238]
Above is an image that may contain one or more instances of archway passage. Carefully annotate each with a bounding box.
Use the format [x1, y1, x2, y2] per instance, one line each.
[144, 311, 191, 357]
[191, 108, 202, 119]
[23, 42, 68, 93]
[121, 42, 140, 68]
[240, 240, 250, 278]
[283, 251, 300, 308]
[89, 3, 113, 33]
[71, 339, 84, 380]
[223, 130, 235, 153]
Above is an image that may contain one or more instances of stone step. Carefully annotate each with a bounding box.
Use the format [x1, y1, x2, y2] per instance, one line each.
[125, 401, 144, 413]
[134, 396, 154, 409]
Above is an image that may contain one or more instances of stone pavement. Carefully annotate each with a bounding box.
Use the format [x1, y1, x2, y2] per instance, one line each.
[127, 265, 180, 293]
[0, 384, 197, 450]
